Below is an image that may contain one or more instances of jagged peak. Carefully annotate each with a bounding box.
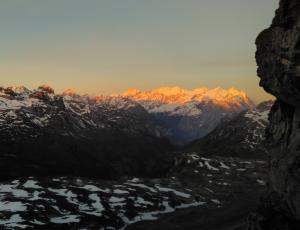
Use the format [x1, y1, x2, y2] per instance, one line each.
[227, 87, 247, 97]
[122, 88, 141, 97]
[0, 86, 32, 97]
[120, 86, 254, 108]
[191, 87, 209, 95]
[7, 86, 30, 94]
[255, 100, 274, 112]
[62, 89, 79, 97]
[122, 86, 250, 97]
[37, 85, 55, 94]
[0, 84, 254, 111]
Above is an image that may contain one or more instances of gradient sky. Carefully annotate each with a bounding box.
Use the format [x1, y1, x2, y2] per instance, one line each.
[0, 0, 278, 103]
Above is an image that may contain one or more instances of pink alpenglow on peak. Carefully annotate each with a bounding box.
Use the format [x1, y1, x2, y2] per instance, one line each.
[6, 86, 31, 95]
[62, 89, 79, 97]
[122, 88, 141, 97]
[37, 85, 55, 94]
[153, 86, 187, 96]
[120, 86, 255, 111]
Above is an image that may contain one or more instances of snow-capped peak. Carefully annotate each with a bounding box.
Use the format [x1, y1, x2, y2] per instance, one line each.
[62, 89, 79, 97]
[120, 86, 254, 110]
[122, 88, 141, 97]
[37, 85, 55, 94]
[153, 86, 187, 96]
[6, 86, 31, 95]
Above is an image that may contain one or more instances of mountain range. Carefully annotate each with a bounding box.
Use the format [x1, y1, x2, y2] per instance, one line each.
[0, 85, 255, 144]
[0, 85, 268, 179]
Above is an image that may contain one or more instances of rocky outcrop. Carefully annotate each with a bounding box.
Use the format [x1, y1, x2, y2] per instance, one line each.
[186, 101, 273, 159]
[252, 0, 300, 229]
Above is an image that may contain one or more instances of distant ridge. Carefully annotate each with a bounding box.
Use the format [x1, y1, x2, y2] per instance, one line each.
[120, 86, 255, 111]
[2, 85, 254, 109]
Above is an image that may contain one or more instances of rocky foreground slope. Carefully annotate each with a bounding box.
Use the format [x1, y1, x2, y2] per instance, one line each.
[0, 154, 267, 230]
[187, 101, 273, 159]
[250, 0, 300, 229]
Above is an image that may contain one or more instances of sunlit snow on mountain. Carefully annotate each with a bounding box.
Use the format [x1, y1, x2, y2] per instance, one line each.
[120, 86, 254, 143]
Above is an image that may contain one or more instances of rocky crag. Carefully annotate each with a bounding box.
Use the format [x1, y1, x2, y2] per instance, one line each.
[251, 0, 300, 229]
[186, 101, 273, 159]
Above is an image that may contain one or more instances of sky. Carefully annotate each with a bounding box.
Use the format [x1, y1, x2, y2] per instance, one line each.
[0, 0, 278, 103]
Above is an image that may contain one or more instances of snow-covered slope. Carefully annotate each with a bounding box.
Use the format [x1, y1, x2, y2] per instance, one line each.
[121, 86, 255, 144]
[187, 101, 273, 159]
[0, 177, 205, 229]
[0, 85, 160, 140]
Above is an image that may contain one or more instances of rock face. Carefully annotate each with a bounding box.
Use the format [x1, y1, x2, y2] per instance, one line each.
[253, 0, 300, 229]
[186, 101, 273, 159]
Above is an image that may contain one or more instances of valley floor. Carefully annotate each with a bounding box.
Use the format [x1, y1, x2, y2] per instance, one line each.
[0, 154, 267, 230]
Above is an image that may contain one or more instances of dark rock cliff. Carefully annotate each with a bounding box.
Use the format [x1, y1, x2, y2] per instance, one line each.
[251, 0, 300, 229]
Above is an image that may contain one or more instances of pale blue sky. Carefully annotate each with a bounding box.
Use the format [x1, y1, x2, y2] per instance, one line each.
[0, 0, 278, 102]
